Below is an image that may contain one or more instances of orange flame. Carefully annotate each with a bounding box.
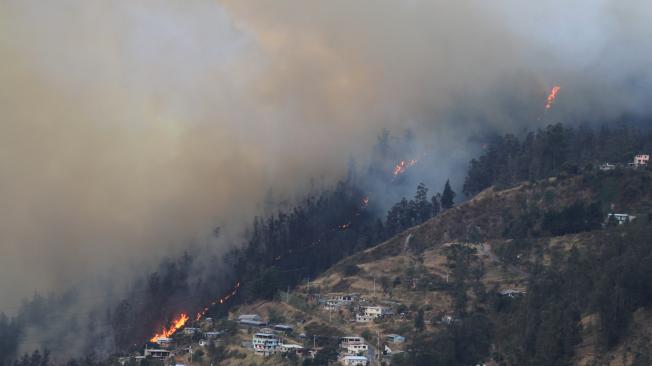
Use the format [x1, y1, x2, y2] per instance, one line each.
[392, 159, 418, 177]
[545, 86, 561, 110]
[148, 281, 241, 342]
[194, 281, 241, 321]
[149, 313, 189, 342]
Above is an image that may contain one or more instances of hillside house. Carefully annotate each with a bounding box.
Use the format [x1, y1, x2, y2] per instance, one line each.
[252, 329, 280, 356]
[363, 306, 393, 318]
[238, 314, 266, 327]
[344, 342, 368, 355]
[499, 289, 525, 298]
[385, 334, 405, 343]
[280, 343, 304, 355]
[341, 355, 368, 366]
[608, 213, 636, 225]
[340, 336, 365, 347]
[634, 154, 650, 167]
[143, 348, 172, 358]
[599, 163, 616, 171]
[155, 337, 175, 348]
[273, 324, 293, 333]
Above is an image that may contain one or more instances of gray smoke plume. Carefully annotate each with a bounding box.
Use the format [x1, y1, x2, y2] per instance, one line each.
[1, 0, 652, 324]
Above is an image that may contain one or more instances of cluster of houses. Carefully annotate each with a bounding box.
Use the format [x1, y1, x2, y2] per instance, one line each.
[237, 310, 406, 365]
[118, 319, 224, 364]
[319, 293, 397, 324]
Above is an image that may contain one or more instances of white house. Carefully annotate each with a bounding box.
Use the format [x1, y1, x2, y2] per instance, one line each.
[363, 306, 393, 318]
[280, 343, 304, 355]
[155, 337, 175, 348]
[252, 329, 280, 356]
[345, 342, 368, 355]
[634, 154, 650, 167]
[341, 355, 368, 366]
[143, 348, 171, 358]
[608, 213, 636, 225]
[599, 163, 616, 171]
[340, 336, 365, 347]
[499, 289, 525, 298]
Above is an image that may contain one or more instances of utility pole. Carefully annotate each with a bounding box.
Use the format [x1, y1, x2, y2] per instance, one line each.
[287, 286, 290, 303]
[377, 330, 381, 364]
[313, 335, 316, 349]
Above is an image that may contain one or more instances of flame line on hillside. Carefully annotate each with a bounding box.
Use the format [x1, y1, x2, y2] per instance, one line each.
[148, 281, 241, 343]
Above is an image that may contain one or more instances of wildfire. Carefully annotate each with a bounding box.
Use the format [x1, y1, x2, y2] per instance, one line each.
[361, 196, 369, 207]
[339, 223, 350, 230]
[149, 281, 241, 342]
[149, 313, 189, 343]
[545, 86, 561, 110]
[195, 281, 241, 321]
[392, 159, 418, 177]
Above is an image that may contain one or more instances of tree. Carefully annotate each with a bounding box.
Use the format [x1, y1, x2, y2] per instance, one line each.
[415, 309, 425, 332]
[441, 180, 456, 210]
[413, 183, 432, 223]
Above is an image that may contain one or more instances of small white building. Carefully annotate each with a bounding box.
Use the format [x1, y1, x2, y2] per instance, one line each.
[608, 213, 636, 225]
[341, 355, 368, 366]
[143, 348, 171, 358]
[252, 329, 280, 356]
[599, 163, 616, 171]
[280, 343, 304, 355]
[345, 342, 368, 355]
[340, 336, 365, 347]
[155, 337, 175, 348]
[499, 289, 525, 298]
[363, 306, 393, 318]
[634, 154, 650, 167]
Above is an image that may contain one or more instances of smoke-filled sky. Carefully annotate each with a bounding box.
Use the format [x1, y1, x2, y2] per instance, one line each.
[2, 0, 652, 311]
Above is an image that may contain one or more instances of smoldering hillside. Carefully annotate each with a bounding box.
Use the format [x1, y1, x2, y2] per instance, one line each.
[2, 0, 652, 337]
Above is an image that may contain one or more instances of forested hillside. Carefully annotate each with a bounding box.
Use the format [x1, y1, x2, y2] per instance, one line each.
[2, 122, 651, 366]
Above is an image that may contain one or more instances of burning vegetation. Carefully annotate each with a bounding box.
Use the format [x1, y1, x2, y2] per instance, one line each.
[545, 85, 561, 110]
[392, 159, 418, 177]
[149, 313, 189, 343]
[149, 281, 241, 342]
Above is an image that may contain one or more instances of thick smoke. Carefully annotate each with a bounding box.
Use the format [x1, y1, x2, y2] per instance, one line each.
[2, 0, 652, 315]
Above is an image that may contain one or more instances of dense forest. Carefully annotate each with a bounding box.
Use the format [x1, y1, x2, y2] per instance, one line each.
[463, 123, 652, 196]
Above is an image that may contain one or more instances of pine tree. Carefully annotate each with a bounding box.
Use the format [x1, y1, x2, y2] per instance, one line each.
[441, 180, 456, 210]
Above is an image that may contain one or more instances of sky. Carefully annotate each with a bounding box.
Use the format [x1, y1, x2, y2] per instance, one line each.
[1, 0, 652, 311]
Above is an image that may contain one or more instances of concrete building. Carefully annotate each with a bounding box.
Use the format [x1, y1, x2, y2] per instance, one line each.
[634, 154, 650, 167]
[252, 329, 280, 356]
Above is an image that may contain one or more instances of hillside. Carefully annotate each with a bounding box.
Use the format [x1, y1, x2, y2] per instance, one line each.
[159, 168, 652, 366]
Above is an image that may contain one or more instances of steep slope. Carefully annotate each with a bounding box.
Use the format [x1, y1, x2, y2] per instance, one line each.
[175, 169, 652, 366]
